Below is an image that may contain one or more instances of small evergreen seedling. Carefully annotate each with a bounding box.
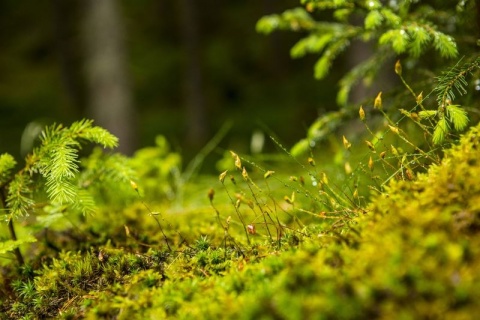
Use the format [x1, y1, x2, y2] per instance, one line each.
[0, 119, 119, 265]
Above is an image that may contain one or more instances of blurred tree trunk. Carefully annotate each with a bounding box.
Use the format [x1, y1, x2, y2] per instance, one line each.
[178, 0, 208, 149]
[477, 0, 480, 37]
[82, 0, 137, 154]
[348, 40, 375, 104]
[262, 0, 288, 77]
[52, 0, 84, 117]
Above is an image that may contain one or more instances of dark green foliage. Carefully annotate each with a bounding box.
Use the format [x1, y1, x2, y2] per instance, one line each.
[256, 0, 475, 107]
[258, 0, 479, 157]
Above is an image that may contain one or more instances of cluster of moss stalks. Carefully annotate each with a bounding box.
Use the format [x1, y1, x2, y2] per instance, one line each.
[2, 123, 480, 319]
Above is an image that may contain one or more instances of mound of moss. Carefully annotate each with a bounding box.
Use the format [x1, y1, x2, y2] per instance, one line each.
[3, 124, 480, 319]
[80, 124, 480, 319]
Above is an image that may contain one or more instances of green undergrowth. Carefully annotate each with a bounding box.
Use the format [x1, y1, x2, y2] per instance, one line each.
[2, 122, 480, 319]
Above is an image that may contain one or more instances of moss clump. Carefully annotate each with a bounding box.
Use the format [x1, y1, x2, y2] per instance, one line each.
[241, 122, 480, 319]
[80, 123, 480, 319]
[234, 122, 480, 319]
[1, 248, 168, 319]
[3, 124, 480, 319]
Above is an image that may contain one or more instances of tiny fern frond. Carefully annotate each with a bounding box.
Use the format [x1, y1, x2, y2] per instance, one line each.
[6, 174, 34, 219]
[0, 234, 37, 255]
[256, 8, 315, 34]
[406, 25, 431, 57]
[46, 140, 80, 180]
[68, 119, 118, 148]
[68, 118, 95, 134]
[72, 189, 96, 215]
[80, 148, 136, 186]
[432, 117, 450, 145]
[433, 33, 458, 59]
[290, 33, 334, 59]
[35, 119, 118, 206]
[446, 105, 469, 131]
[0, 153, 16, 186]
[380, 8, 401, 27]
[364, 10, 383, 30]
[45, 178, 77, 205]
[419, 110, 437, 120]
[379, 29, 409, 54]
[78, 126, 118, 148]
[314, 38, 350, 79]
[436, 57, 480, 107]
[39, 123, 63, 145]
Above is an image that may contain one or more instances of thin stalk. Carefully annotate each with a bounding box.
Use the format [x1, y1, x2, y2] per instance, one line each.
[133, 188, 172, 252]
[244, 181, 273, 241]
[221, 181, 250, 244]
[0, 189, 24, 265]
[8, 218, 24, 265]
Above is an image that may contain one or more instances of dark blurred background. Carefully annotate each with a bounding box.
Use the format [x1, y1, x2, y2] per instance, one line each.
[0, 0, 342, 162]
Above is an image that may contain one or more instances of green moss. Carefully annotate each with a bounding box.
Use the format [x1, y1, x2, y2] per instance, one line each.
[3, 124, 480, 319]
[91, 122, 480, 319]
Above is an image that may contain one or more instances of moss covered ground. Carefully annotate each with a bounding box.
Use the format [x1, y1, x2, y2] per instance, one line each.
[2, 123, 480, 319]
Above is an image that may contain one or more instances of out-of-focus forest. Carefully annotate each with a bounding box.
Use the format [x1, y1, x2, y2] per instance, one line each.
[0, 0, 346, 162]
[3, 1, 480, 318]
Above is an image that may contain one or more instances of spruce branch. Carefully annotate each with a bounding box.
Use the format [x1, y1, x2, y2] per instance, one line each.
[258, 1, 464, 104]
[432, 117, 450, 145]
[435, 56, 480, 108]
[6, 174, 34, 219]
[0, 153, 16, 186]
[68, 119, 118, 148]
[446, 105, 469, 131]
[427, 57, 480, 144]
[33, 120, 119, 207]
[1, 119, 120, 266]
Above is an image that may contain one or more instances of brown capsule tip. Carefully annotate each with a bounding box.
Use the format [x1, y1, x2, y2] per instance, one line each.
[130, 180, 138, 191]
[368, 156, 374, 171]
[242, 167, 248, 180]
[395, 60, 402, 76]
[416, 92, 423, 105]
[374, 92, 383, 110]
[353, 189, 359, 199]
[342, 135, 351, 150]
[388, 125, 399, 134]
[264, 170, 275, 179]
[365, 140, 375, 151]
[359, 105, 366, 121]
[219, 170, 228, 183]
[208, 188, 215, 201]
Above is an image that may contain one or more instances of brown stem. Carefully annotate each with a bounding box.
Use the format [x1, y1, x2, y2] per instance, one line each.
[1, 188, 25, 265]
[8, 218, 24, 266]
